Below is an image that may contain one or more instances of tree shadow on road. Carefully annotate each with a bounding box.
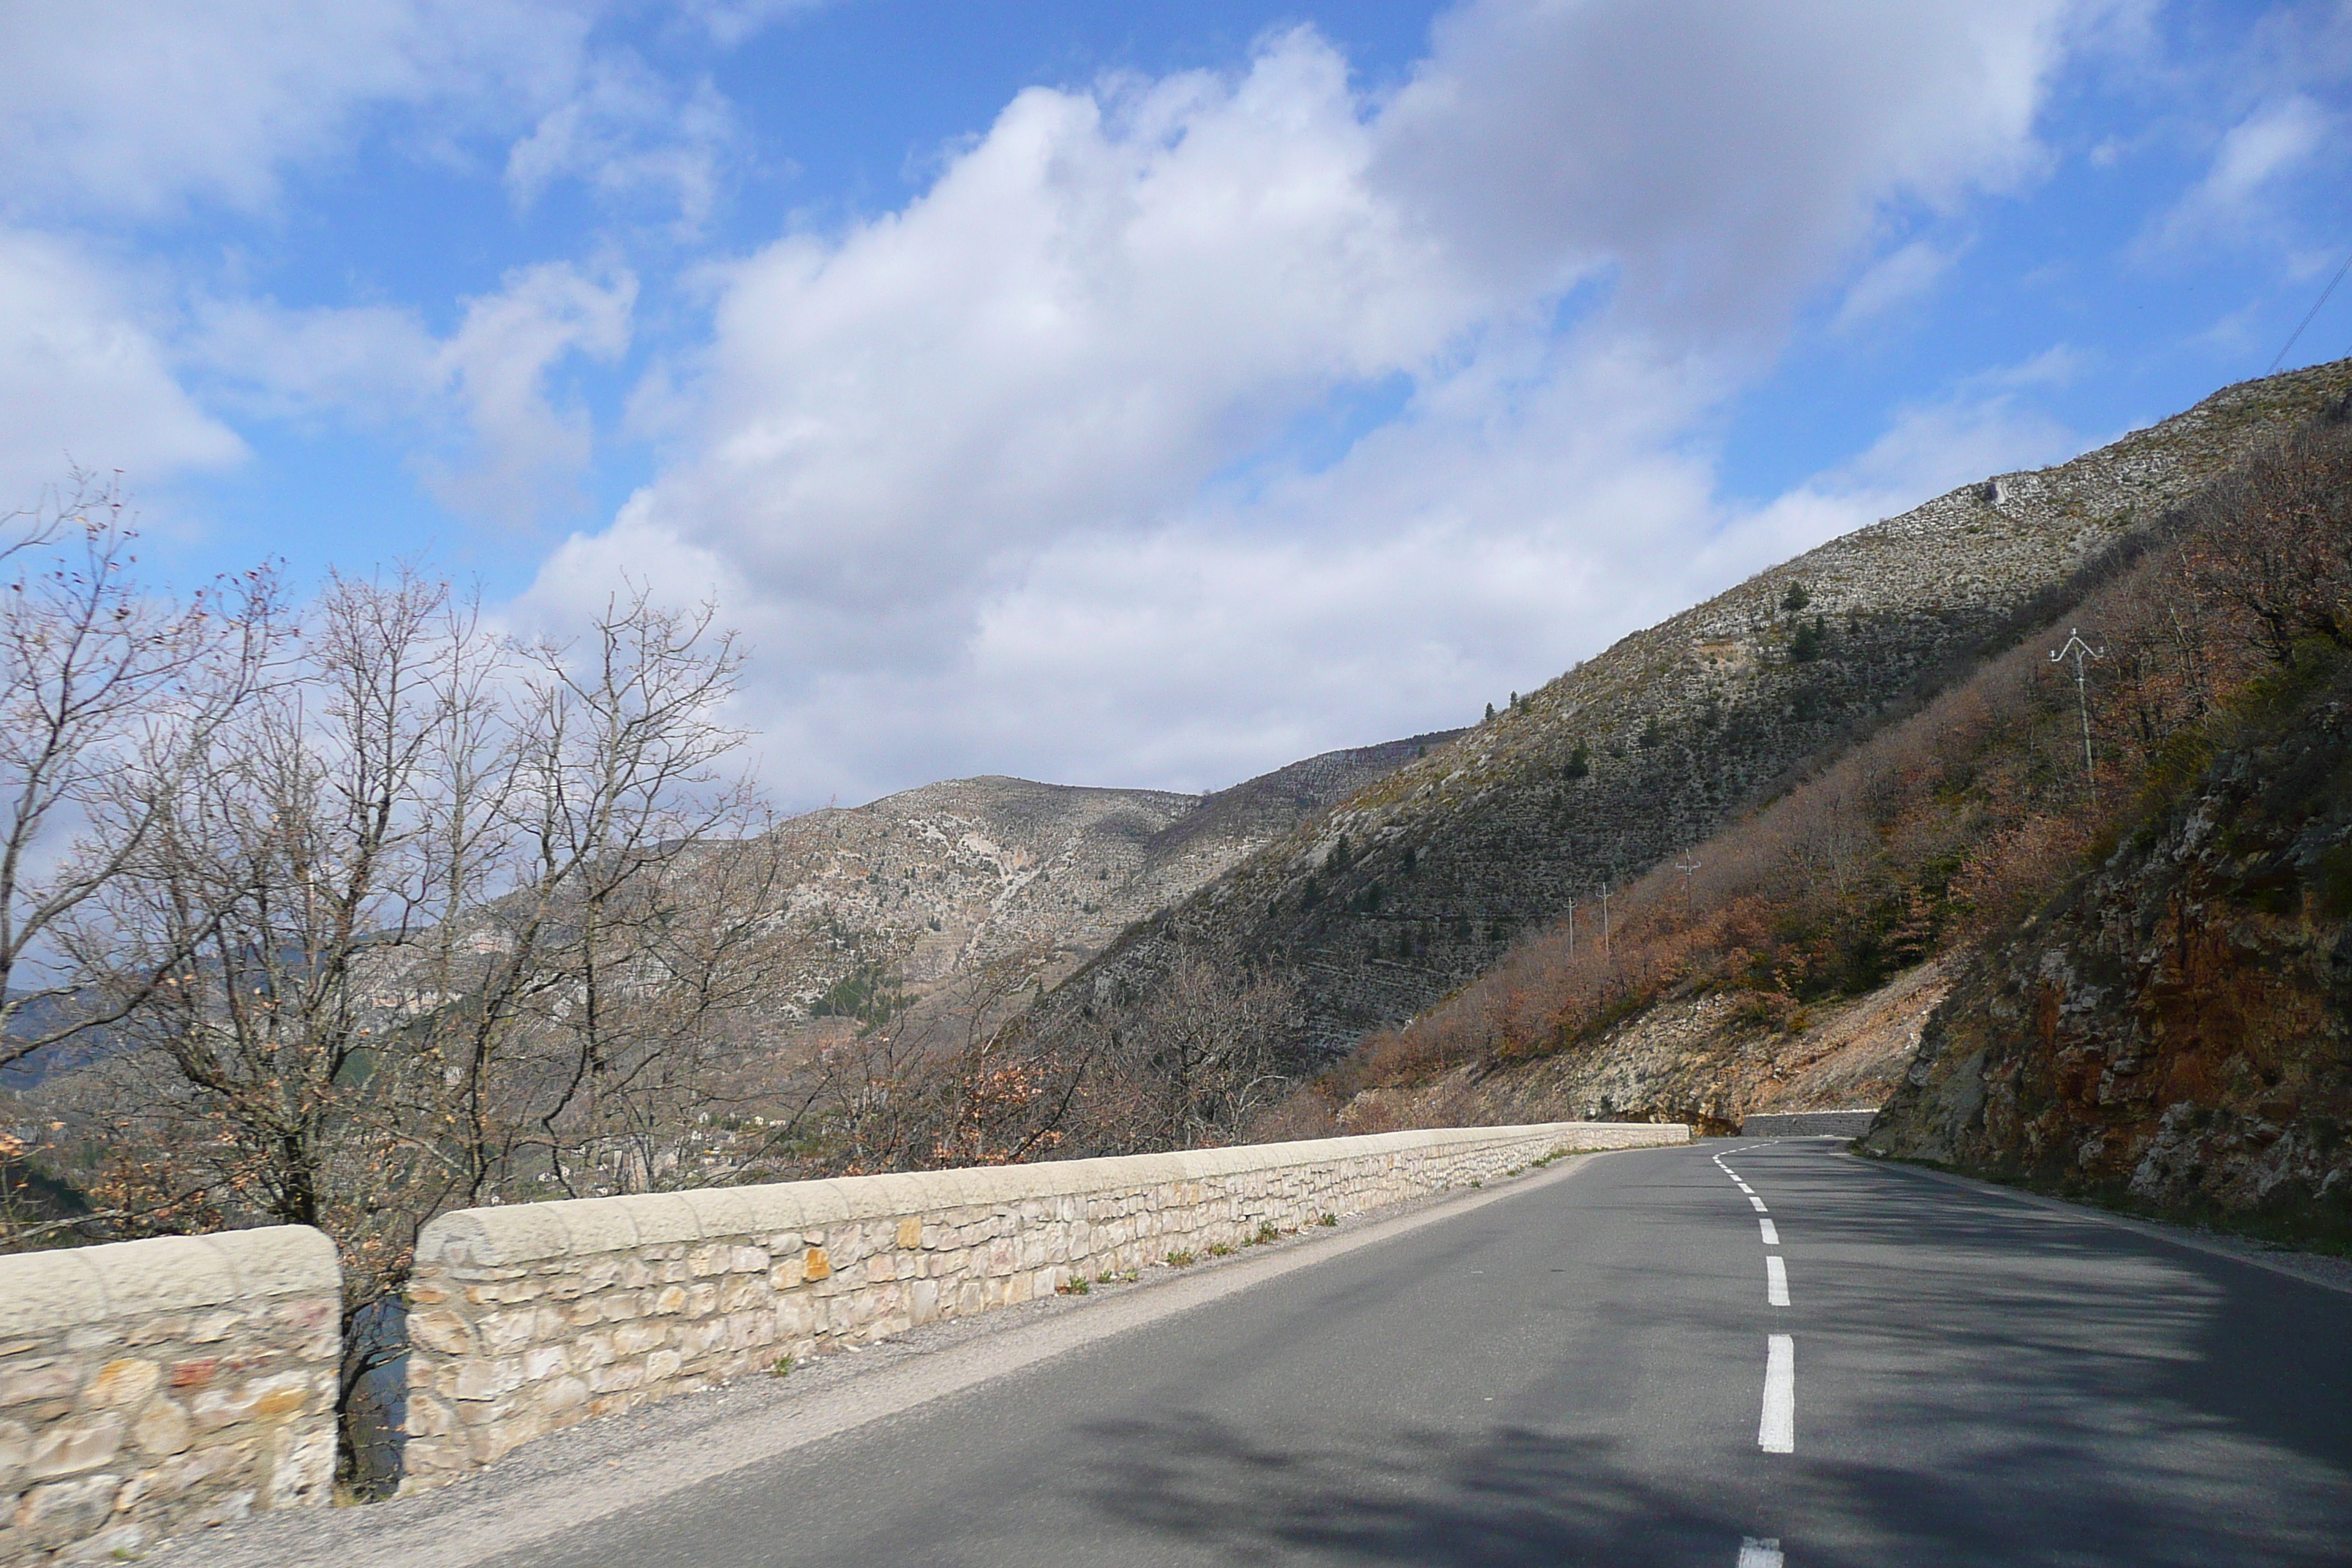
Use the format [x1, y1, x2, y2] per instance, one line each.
[1066, 1409, 1753, 1567]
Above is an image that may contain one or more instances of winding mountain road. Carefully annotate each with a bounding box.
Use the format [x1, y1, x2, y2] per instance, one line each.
[186, 1140, 2352, 1567]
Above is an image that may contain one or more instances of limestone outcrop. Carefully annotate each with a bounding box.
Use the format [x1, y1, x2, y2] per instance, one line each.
[1337, 960, 1947, 1135]
[734, 733, 1462, 1018]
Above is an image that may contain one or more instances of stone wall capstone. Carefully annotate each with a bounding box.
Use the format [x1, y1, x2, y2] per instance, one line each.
[399, 1120, 1685, 1490]
[0, 1226, 341, 1564]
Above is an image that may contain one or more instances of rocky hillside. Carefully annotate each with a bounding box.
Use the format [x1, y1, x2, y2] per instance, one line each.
[759, 732, 1460, 1013]
[1863, 658, 2352, 1242]
[1049, 360, 2352, 1062]
[1335, 958, 1949, 1136]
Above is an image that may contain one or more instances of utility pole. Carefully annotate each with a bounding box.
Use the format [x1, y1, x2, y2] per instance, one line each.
[2050, 628, 2105, 805]
[1677, 858, 1701, 913]
[1599, 878, 1613, 959]
[1565, 897, 1575, 957]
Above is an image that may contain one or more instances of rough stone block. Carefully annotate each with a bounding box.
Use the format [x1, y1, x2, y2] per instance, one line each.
[479, 1309, 538, 1357]
[130, 1398, 192, 1459]
[612, 1322, 666, 1356]
[542, 1376, 589, 1414]
[263, 1429, 334, 1509]
[450, 1357, 524, 1403]
[470, 1413, 548, 1466]
[12, 1473, 118, 1549]
[26, 1413, 123, 1480]
[0, 1361, 78, 1409]
[0, 1417, 26, 1492]
[587, 1364, 644, 1395]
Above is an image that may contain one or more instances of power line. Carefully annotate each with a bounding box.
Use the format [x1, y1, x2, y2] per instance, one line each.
[2266, 246, 2352, 377]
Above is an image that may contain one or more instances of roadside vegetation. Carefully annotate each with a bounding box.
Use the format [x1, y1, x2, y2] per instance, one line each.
[1298, 399, 2352, 1121]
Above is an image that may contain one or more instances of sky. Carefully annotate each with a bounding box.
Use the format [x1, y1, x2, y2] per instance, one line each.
[3, 0, 2348, 810]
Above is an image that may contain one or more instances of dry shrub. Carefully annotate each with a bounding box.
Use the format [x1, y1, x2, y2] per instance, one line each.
[1330, 412, 2352, 1096]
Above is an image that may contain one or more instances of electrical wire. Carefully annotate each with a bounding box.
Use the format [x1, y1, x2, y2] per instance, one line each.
[2266, 246, 2352, 377]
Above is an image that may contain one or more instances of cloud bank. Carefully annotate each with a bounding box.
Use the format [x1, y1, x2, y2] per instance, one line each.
[522, 0, 2093, 802]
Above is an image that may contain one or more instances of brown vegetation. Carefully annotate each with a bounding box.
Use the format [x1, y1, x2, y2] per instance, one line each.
[1867, 419, 2352, 1237]
[777, 943, 1299, 1175]
[1302, 402, 2352, 1130]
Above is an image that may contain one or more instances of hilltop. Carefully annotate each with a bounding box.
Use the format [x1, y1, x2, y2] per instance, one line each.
[748, 731, 1462, 1022]
[1038, 359, 2352, 1066]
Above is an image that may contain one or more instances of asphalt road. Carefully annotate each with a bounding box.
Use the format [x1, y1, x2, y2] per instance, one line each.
[473, 1140, 2352, 1567]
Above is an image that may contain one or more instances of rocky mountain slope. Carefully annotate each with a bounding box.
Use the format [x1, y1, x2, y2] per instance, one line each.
[1047, 360, 2352, 1063]
[1333, 958, 1950, 1136]
[760, 732, 1461, 1013]
[1863, 659, 2352, 1240]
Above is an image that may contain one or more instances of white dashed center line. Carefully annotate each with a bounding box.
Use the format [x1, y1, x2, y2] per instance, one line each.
[1760, 1333, 1795, 1452]
[1721, 1148, 1799, 1552]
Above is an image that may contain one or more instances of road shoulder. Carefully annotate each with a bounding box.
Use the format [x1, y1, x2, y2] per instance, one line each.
[1838, 1145, 2352, 1297]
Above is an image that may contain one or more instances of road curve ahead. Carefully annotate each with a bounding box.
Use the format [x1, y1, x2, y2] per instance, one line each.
[497, 1141, 2351, 1567]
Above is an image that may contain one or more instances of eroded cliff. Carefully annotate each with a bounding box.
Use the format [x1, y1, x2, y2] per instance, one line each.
[1864, 659, 2352, 1242]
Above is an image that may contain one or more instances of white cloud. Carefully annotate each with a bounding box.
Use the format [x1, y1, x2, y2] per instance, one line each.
[426, 264, 637, 527]
[0, 230, 244, 505]
[0, 1, 595, 220]
[1375, 0, 2076, 336]
[679, 0, 830, 50]
[505, 54, 742, 233]
[2148, 94, 2334, 252]
[557, 30, 1478, 639]
[0, 1, 750, 231]
[195, 263, 636, 528]
[1831, 241, 1963, 333]
[0, 1, 701, 530]
[516, 1, 2100, 804]
[2208, 91, 2329, 189]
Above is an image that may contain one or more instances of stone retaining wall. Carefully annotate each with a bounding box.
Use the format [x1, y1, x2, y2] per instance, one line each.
[0, 1228, 340, 1564]
[1741, 1109, 1879, 1138]
[401, 1120, 1684, 1490]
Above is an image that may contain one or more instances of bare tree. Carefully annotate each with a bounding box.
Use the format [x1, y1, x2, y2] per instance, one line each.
[774, 942, 1066, 1176]
[2190, 419, 2352, 666]
[63, 576, 790, 1308]
[1079, 947, 1297, 1152]
[0, 472, 271, 1072]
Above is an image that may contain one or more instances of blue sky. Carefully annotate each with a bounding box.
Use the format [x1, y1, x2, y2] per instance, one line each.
[3, 0, 2348, 807]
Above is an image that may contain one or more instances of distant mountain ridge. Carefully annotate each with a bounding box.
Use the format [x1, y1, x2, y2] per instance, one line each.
[755, 731, 1464, 1011]
[1036, 358, 2352, 1063]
